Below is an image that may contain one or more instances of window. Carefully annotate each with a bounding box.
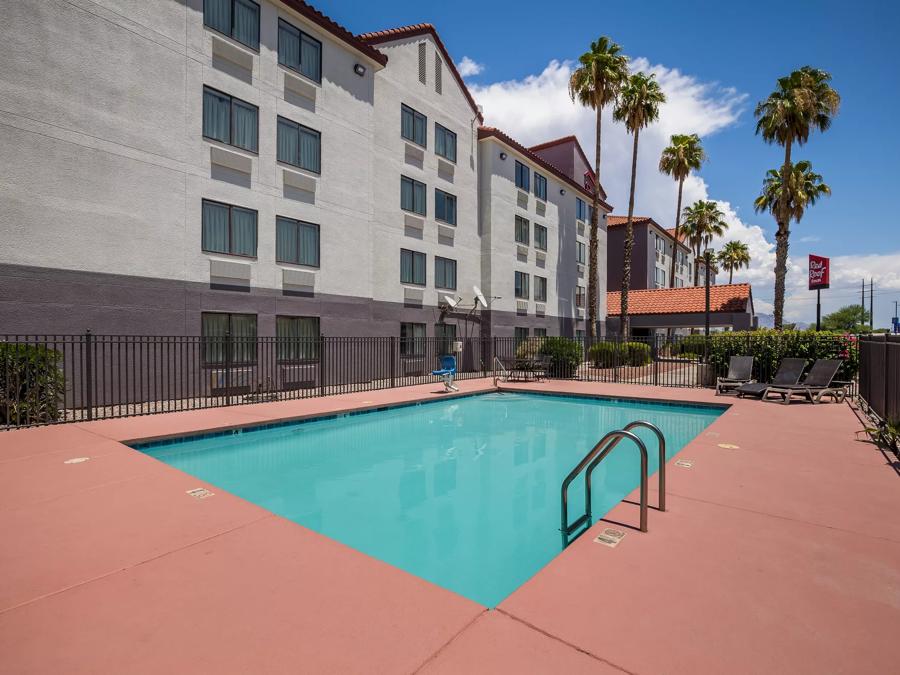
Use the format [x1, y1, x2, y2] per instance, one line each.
[201, 312, 257, 365]
[277, 116, 321, 173]
[434, 256, 457, 290]
[655, 267, 667, 288]
[401, 176, 426, 215]
[401, 104, 427, 147]
[400, 322, 426, 356]
[400, 249, 426, 285]
[533, 328, 547, 338]
[534, 276, 547, 302]
[576, 285, 586, 308]
[435, 124, 457, 162]
[515, 161, 530, 191]
[514, 327, 529, 345]
[276, 216, 319, 267]
[675, 277, 685, 288]
[576, 241, 586, 264]
[203, 0, 259, 50]
[534, 172, 547, 201]
[515, 215, 529, 245]
[575, 329, 585, 341]
[202, 199, 257, 257]
[435, 189, 457, 225]
[515, 271, 530, 299]
[534, 224, 548, 251]
[276, 316, 319, 362]
[277, 18, 322, 83]
[576, 198, 588, 222]
[202, 86, 258, 152]
[435, 323, 456, 355]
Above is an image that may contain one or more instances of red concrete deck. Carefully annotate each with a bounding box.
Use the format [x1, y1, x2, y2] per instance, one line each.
[2, 379, 899, 674]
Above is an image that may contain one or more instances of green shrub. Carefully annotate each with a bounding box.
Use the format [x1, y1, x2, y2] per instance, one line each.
[538, 337, 582, 378]
[0, 343, 65, 426]
[515, 337, 543, 360]
[673, 335, 707, 359]
[588, 341, 652, 367]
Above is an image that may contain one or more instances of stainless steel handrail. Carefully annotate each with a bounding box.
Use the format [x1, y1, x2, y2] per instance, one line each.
[560, 429, 649, 547]
[493, 356, 509, 385]
[585, 421, 666, 515]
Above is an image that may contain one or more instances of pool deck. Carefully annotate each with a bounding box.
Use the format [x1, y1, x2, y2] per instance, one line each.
[2, 380, 899, 674]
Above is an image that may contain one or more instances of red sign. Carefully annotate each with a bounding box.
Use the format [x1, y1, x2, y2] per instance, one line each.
[809, 254, 830, 290]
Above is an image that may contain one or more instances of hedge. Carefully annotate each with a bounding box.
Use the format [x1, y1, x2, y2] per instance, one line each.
[589, 341, 652, 368]
[0, 343, 65, 426]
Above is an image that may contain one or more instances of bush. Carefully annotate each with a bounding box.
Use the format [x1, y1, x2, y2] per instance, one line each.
[538, 337, 582, 378]
[515, 337, 544, 360]
[672, 335, 707, 359]
[0, 343, 65, 426]
[589, 341, 652, 367]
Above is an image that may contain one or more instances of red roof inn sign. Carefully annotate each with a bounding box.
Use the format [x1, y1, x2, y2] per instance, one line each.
[809, 254, 830, 290]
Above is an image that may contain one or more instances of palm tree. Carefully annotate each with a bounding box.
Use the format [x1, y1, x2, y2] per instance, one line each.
[613, 71, 666, 336]
[659, 134, 706, 287]
[568, 37, 629, 339]
[681, 200, 728, 285]
[755, 66, 840, 329]
[718, 241, 751, 284]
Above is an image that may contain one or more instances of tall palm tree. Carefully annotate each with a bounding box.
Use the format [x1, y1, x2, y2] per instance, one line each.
[568, 37, 629, 339]
[681, 200, 728, 285]
[718, 241, 751, 284]
[755, 66, 840, 329]
[613, 71, 666, 336]
[659, 134, 706, 287]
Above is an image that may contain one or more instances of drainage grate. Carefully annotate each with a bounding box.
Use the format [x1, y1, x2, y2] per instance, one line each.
[675, 459, 694, 468]
[594, 528, 626, 548]
[186, 487, 214, 500]
[63, 457, 90, 464]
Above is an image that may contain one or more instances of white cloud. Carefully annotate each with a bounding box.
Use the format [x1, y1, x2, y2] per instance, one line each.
[456, 56, 484, 78]
[468, 58, 900, 326]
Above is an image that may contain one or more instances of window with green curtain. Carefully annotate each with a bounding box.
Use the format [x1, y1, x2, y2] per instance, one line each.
[435, 189, 456, 225]
[300, 33, 322, 82]
[400, 104, 426, 146]
[515, 161, 530, 191]
[400, 322, 425, 356]
[514, 327, 529, 346]
[534, 172, 547, 200]
[231, 99, 257, 152]
[276, 216, 319, 266]
[434, 323, 456, 355]
[535, 275, 547, 302]
[515, 215, 529, 245]
[401, 249, 426, 285]
[202, 199, 257, 256]
[401, 176, 426, 215]
[277, 116, 320, 173]
[277, 19, 322, 83]
[201, 312, 257, 365]
[534, 328, 547, 338]
[434, 256, 456, 290]
[203, 0, 231, 36]
[576, 241, 586, 264]
[276, 316, 319, 362]
[202, 87, 257, 152]
[534, 223, 548, 251]
[435, 124, 456, 162]
[204, 0, 259, 50]
[515, 271, 529, 299]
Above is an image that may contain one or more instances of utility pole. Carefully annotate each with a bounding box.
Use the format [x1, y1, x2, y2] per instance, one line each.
[869, 278, 874, 331]
[861, 278, 865, 330]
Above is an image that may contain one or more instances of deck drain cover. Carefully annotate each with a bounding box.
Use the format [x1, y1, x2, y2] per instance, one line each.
[186, 488, 214, 500]
[64, 457, 90, 464]
[594, 528, 626, 548]
[718, 443, 740, 450]
[675, 459, 694, 468]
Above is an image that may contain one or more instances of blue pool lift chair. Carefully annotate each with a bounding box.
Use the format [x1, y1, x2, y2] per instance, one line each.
[432, 355, 459, 392]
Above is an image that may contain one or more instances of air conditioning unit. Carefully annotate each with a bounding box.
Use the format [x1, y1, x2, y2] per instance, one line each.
[208, 367, 253, 394]
[280, 364, 316, 390]
[516, 300, 529, 313]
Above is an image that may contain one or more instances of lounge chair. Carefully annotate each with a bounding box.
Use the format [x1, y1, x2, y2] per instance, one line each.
[715, 356, 755, 395]
[764, 359, 844, 404]
[736, 358, 807, 399]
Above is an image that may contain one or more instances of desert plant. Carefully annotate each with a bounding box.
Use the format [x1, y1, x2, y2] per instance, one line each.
[0, 342, 65, 426]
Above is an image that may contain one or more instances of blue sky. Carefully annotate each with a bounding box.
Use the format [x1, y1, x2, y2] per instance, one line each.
[321, 0, 900, 326]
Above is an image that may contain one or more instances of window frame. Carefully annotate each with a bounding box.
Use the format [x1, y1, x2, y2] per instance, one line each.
[575, 285, 586, 308]
[400, 175, 427, 216]
[515, 160, 530, 192]
[401, 104, 427, 147]
[434, 188, 457, 225]
[400, 248, 426, 286]
[514, 327, 529, 346]
[576, 198, 588, 222]
[515, 215, 530, 245]
[576, 240, 586, 264]
[534, 275, 548, 302]
[202, 85, 259, 154]
[533, 172, 547, 201]
[201, 311, 258, 366]
[275, 215, 320, 268]
[435, 123, 457, 162]
[400, 322, 426, 357]
[434, 256, 457, 291]
[515, 271, 530, 300]
[534, 223, 548, 252]
[277, 18, 322, 83]
[434, 323, 457, 355]
[276, 115, 322, 174]
[275, 315, 320, 363]
[201, 198, 258, 258]
[203, 0, 261, 51]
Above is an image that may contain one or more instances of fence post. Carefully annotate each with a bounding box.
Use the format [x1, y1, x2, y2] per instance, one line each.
[84, 329, 93, 421]
[390, 336, 396, 388]
[652, 335, 659, 386]
[224, 330, 232, 406]
[318, 334, 326, 397]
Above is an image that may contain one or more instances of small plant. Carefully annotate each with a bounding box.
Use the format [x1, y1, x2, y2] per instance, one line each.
[539, 337, 582, 378]
[0, 343, 65, 426]
[865, 421, 900, 453]
[588, 341, 652, 367]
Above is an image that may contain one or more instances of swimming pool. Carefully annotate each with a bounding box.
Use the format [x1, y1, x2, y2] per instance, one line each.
[135, 392, 722, 606]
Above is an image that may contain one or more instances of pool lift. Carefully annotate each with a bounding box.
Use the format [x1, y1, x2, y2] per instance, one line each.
[434, 287, 498, 391]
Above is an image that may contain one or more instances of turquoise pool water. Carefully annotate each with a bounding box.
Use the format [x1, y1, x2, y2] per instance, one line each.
[136, 392, 721, 606]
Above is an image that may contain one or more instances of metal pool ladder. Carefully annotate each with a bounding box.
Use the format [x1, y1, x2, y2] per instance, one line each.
[560, 421, 667, 547]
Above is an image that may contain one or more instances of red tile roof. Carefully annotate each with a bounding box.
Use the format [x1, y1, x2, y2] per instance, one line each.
[607, 283, 752, 316]
[358, 24, 483, 122]
[280, 1, 388, 66]
[606, 215, 654, 228]
[477, 127, 613, 210]
[666, 227, 689, 243]
[528, 136, 607, 200]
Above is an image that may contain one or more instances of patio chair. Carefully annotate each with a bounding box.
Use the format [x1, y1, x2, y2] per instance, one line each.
[715, 356, 755, 395]
[763, 359, 844, 405]
[735, 358, 807, 399]
[432, 355, 459, 392]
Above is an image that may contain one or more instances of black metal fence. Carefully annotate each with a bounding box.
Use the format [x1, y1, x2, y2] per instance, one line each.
[1, 332, 860, 429]
[858, 334, 900, 424]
